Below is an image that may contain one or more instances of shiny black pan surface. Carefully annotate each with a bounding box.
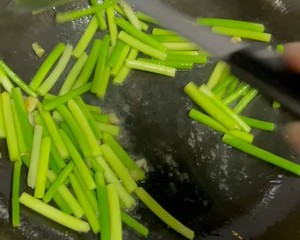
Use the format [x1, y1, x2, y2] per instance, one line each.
[0, 0, 300, 239]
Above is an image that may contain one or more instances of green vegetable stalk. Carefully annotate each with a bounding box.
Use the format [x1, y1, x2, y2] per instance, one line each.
[91, 34, 111, 97]
[116, 17, 165, 51]
[121, 211, 149, 237]
[95, 172, 110, 240]
[118, 31, 167, 60]
[224, 78, 239, 97]
[73, 167, 99, 213]
[56, 0, 115, 23]
[0, 66, 14, 92]
[233, 88, 258, 114]
[162, 42, 199, 51]
[111, 44, 131, 76]
[103, 133, 145, 181]
[212, 75, 235, 94]
[72, 16, 98, 59]
[90, 0, 107, 30]
[197, 18, 265, 32]
[199, 84, 251, 132]
[47, 170, 84, 218]
[114, 5, 149, 31]
[223, 83, 250, 105]
[151, 35, 188, 42]
[33, 113, 67, 169]
[59, 129, 96, 190]
[60, 122, 79, 149]
[30, 43, 65, 90]
[2, 92, 20, 161]
[212, 26, 272, 42]
[137, 58, 193, 70]
[240, 116, 275, 132]
[184, 82, 240, 131]
[12, 160, 22, 227]
[94, 156, 136, 209]
[113, 53, 136, 84]
[59, 53, 88, 96]
[56, 104, 93, 157]
[86, 104, 102, 114]
[89, 157, 105, 173]
[189, 109, 253, 143]
[107, 183, 122, 240]
[11, 103, 29, 165]
[43, 162, 74, 203]
[126, 59, 176, 77]
[69, 173, 100, 233]
[136, 11, 159, 24]
[107, 40, 126, 68]
[50, 187, 73, 215]
[48, 157, 60, 175]
[43, 82, 91, 111]
[37, 44, 73, 96]
[106, 5, 118, 46]
[73, 40, 102, 88]
[152, 28, 176, 35]
[19, 192, 90, 232]
[12, 88, 34, 150]
[74, 96, 102, 139]
[67, 99, 102, 156]
[166, 54, 207, 64]
[38, 105, 69, 159]
[0, 93, 6, 139]
[167, 50, 199, 56]
[206, 61, 228, 89]
[0, 61, 37, 97]
[101, 144, 138, 193]
[34, 137, 51, 198]
[119, 0, 141, 30]
[135, 187, 194, 240]
[222, 134, 300, 176]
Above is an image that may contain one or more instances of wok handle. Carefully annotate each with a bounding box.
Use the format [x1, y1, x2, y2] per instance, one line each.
[227, 46, 300, 116]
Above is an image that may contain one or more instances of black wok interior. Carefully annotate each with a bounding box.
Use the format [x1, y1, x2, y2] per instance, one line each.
[0, 0, 300, 239]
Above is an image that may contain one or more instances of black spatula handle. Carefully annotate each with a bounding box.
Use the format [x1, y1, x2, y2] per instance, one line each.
[227, 46, 300, 116]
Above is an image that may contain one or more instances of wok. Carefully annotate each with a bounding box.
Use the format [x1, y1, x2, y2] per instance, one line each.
[0, 0, 300, 239]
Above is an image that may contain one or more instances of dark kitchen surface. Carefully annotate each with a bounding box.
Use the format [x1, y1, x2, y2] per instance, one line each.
[0, 0, 300, 239]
